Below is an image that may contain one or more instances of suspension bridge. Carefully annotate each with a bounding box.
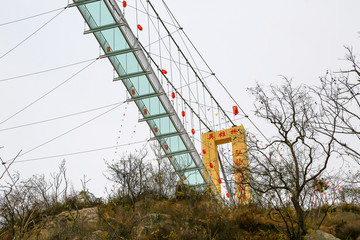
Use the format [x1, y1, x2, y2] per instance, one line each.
[0, 0, 266, 204]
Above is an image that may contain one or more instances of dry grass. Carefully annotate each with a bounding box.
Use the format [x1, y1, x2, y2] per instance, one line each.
[2, 189, 359, 240]
[306, 203, 360, 240]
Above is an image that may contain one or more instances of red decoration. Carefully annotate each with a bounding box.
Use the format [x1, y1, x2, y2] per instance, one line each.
[171, 92, 175, 99]
[106, 46, 111, 52]
[218, 178, 222, 184]
[191, 129, 195, 134]
[137, 24, 143, 31]
[165, 145, 169, 150]
[219, 131, 225, 137]
[182, 111, 185, 117]
[144, 109, 147, 115]
[154, 127, 158, 132]
[209, 133, 214, 140]
[233, 106, 239, 115]
[161, 69, 167, 74]
[236, 159, 243, 165]
[184, 176, 187, 180]
[226, 193, 230, 198]
[123, 1, 127, 7]
[202, 149, 206, 154]
[131, 89, 135, 95]
[209, 162, 213, 168]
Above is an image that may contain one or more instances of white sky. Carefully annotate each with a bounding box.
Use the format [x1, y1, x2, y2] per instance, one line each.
[0, 0, 359, 197]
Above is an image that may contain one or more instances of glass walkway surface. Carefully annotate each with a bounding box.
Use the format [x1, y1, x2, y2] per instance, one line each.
[71, 0, 217, 192]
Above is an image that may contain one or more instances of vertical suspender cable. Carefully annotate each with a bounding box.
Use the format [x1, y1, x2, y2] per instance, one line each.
[147, 0, 234, 127]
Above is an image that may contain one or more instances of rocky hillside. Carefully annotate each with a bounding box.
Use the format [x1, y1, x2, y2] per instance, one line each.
[4, 192, 358, 240]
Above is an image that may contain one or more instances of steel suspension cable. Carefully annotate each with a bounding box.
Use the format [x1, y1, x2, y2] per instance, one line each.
[0, 101, 124, 132]
[0, 8, 66, 60]
[138, 42, 211, 131]
[147, 0, 235, 127]
[0, 7, 65, 27]
[4, 102, 124, 164]
[115, 0, 177, 27]
[7, 139, 149, 164]
[0, 58, 97, 83]
[161, 0, 271, 143]
[138, 0, 212, 128]
[0, 59, 98, 126]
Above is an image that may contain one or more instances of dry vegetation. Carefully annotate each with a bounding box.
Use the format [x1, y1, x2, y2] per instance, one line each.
[0, 181, 359, 240]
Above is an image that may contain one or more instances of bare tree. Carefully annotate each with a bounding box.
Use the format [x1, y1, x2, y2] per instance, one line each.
[149, 142, 179, 198]
[314, 47, 360, 168]
[246, 78, 339, 239]
[106, 149, 152, 210]
[0, 173, 41, 239]
[0, 161, 71, 239]
[50, 159, 68, 204]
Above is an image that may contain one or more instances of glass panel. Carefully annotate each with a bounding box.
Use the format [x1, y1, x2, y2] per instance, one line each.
[100, 1, 114, 25]
[165, 136, 186, 153]
[141, 97, 166, 116]
[114, 53, 141, 75]
[123, 75, 154, 96]
[78, 5, 97, 29]
[172, 153, 195, 170]
[100, 28, 129, 52]
[85, 1, 115, 27]
[185, 170, 205, 186]
[152, 117, 176, 135]
[84, 2, 100, 26]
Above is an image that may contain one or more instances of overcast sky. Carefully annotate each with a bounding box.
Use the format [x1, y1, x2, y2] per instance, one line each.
[1, 0, 359, 197]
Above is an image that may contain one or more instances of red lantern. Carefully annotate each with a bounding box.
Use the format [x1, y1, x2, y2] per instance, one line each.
[106, 46, 111, 52]
[218, 178, 222, 184]
[144, 109, 147, 115]
[191, 129, 195, 134]
[122, 1, 127, 7]
[226, 193, 230, 198]
[209, 162, 213, 168]
[137, 24, 143, 31]
[171, 92, 175, 99]
[202, 149, 206, 154]
[154, 127, 158, 132]
[161, 69, 167, 74]
[165, 145, 169, 150]
[184, 176, 187, 180]
[181, 111, 185, 117]
[131, 88, 135, 95]
[233, 106, 239, 115]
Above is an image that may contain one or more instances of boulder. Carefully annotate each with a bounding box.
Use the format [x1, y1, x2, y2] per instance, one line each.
[305, 230, 340, 240]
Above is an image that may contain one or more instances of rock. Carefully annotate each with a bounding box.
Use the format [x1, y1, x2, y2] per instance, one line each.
[305, 230, 340, 240]
[133, 213, 172, 239]
[28, 207, 99, 240]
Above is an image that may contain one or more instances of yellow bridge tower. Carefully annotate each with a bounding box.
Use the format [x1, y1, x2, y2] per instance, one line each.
[202, 125, 251, 204]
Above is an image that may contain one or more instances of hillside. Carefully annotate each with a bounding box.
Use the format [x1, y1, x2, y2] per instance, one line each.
[1, 187, 359, 240]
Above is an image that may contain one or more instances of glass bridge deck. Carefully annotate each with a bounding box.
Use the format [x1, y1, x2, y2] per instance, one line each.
[71, 0, 217, 191]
